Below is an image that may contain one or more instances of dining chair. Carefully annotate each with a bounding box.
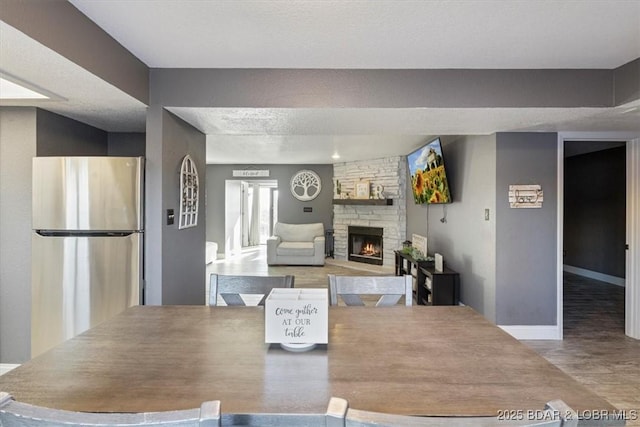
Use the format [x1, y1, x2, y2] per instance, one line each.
[0, 391, 221, 426]
[208, 274, 294, 306]
[0, 393, 346, 427]
[0, 392, 578, 427]
[343, 398, 577, 427]
[220, 396, 347, 427]
[220, 397, 575, 427]
[328, 274, 413, 306]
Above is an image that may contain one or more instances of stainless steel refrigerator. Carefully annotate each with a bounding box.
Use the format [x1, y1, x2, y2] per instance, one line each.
[31, 156, 143, 357]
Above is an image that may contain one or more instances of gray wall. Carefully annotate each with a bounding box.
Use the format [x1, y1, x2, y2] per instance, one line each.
[614, 58, 640, 105]
[410, 135, 498, 322]
[161, 112, 207, 304]
[145, 108, 206, 305]
[206, 164, 333, 255]
[108, 132, 146, 157]
[154, 68, 615, 109]
[406, 132, 558, 326]
[564, 146, 626, 278]
[0, 107, 37, 363]
[495, 133, 558, 326]
[36, 109, 108, 156]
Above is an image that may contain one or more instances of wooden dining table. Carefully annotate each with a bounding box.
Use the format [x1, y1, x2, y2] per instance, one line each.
[0, 305, 622, 423]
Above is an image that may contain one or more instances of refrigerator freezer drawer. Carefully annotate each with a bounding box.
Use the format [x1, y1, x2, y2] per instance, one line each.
[32, 156, 143, 231]
[31, 232, 141, 357]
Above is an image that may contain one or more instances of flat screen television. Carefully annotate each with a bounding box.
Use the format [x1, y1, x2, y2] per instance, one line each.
[407, 137, 452, 204]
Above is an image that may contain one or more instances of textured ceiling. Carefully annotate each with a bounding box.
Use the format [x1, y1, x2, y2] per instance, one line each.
[69, 0, 640, 69]
[2, 1, 639, 163]
[168, 105, 640, 163]
[0, 22, 147, 132]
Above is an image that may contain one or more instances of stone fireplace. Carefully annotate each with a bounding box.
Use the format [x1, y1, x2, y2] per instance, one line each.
[333, 156, 406, 268]
[348, 226, 383, 265]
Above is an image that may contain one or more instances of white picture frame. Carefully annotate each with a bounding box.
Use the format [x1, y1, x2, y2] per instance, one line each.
[355, 180, 370, 199]
[411, 233, 428, 257]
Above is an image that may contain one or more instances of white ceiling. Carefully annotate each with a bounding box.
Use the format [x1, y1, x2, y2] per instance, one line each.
[2, 1, 640, 164]
[69, 0, 640, 69]
[168, 104, 640, 163]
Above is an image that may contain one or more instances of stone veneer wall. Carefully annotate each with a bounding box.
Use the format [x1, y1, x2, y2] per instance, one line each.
[333, 157, 407, 268]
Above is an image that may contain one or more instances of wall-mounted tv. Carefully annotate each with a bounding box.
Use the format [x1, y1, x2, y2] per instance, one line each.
[407, 137, 452, 204]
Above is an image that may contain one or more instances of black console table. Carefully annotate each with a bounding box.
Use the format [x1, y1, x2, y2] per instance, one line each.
[419, 265, 460, 306]
[394, 250, 460, 306]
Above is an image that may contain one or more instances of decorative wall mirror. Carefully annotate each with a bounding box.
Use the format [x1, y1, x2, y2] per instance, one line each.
[179, 155, 199, 229]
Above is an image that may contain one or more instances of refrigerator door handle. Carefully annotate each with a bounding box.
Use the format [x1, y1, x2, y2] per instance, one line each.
[35, 230, 136, 237]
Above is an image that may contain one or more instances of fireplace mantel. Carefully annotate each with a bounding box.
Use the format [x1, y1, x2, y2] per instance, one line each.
[332, 199, 393, 206]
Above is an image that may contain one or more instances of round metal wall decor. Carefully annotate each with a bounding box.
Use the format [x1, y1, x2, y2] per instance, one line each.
[290, 170, 322, 201]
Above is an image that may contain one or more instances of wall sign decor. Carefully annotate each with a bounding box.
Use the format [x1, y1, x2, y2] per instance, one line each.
[412, 233, 428, 258]
[265, 288, 328, 352]
[179, 155, 199, 229]
[290, 169, 321, 201]
[508, 184, 544, 208]
[232, 169, 269, 177]
[373, 184, 385, 199]
[333, 179, 342, 199]
[355, 180, 370, 199]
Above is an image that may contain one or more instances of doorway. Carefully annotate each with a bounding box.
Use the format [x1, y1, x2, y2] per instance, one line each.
[558, 133, 640, 340]
[563, 141, 626, 336]
[225, 180, 278, 257]
[243, 180, 278, 246]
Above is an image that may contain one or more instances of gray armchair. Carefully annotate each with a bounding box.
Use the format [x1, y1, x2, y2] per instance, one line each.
[267, 222, 325, 266]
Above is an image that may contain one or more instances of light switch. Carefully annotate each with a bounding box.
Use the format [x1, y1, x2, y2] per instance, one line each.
[484, 209, 490, 221]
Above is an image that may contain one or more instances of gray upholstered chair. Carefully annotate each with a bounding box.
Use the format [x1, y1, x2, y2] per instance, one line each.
[209, 274, 294, 306]
[328, 274, 413, 306]
[266, 222, 325, 266]
[0, 391, 220, 426]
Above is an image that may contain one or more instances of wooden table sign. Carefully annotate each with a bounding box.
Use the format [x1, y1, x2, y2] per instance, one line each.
[265, 288, 328, 352]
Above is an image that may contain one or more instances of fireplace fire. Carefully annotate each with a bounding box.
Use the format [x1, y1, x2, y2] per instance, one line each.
[361, 243, 378, 256]
[348, 226, 383, 265]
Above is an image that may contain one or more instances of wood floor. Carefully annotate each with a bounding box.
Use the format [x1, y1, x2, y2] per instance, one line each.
[525, 273, 640, 426]
[209, 249, 640, 425]
[205, 246, 387, 303]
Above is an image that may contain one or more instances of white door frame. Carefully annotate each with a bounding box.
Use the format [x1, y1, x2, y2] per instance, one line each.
[238, 180, 278, 247]
[241, 181, 250, 247]
[557, 132, 640, 340]
[626, 138, 640, 339]
[224, 180, 243, 257]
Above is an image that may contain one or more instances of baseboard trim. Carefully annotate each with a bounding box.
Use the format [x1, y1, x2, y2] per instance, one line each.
[563, 265, 625, 287]
[499, 325, 562, 340]
[0, 364, 20, 376]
